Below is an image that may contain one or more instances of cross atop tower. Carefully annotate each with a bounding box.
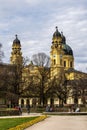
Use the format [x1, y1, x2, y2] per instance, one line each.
[15, 34, 18, 39]
[56, 26, 58, 31]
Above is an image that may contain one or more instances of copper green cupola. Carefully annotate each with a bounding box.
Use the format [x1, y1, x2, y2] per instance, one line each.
[10, 35, 23, 65]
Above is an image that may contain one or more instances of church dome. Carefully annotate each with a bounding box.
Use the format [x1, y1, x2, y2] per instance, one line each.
[62, 44, 73, 56]
[13, 35, 20, 45]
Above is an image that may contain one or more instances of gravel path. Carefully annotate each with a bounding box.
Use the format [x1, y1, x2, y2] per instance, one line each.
[25, 116, 87, 130]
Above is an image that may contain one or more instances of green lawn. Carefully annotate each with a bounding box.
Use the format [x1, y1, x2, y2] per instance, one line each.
[0, 116, 38, 130]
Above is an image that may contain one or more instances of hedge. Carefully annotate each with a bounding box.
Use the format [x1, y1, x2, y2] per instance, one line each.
[0, 109, 19, 116]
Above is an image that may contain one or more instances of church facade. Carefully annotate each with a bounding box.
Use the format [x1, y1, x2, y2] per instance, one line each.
[10, 27, 87, 107]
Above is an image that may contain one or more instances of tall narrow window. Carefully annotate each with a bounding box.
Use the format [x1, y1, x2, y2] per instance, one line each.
[70, 61, 72, 67]
[64, 61, 66, 67]
[60, 59, 62, 65]
[54, 59, 56, 65]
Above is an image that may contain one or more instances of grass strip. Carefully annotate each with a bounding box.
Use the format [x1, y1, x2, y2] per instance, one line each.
[0, 116, 38, 130]
[8, 115, 47, 130]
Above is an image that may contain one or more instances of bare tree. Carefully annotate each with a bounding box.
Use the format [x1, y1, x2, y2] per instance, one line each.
[22, 56, 30, 67]
[46, 73, 68, 106]
[22, 53, 50, 106]
[20, 64, 50, 106]
[0, 64, 19, 107]
[68, 78, 87, 104]
[0, 56, 30, 107]
[32, 52, 50, 67]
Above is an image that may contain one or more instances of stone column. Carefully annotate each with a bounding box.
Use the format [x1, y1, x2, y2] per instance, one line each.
[24, 98, 27, 108]
[30, 98, 32, 106]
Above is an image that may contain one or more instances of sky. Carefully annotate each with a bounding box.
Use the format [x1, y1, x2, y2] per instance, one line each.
[0, 0, 87, 72]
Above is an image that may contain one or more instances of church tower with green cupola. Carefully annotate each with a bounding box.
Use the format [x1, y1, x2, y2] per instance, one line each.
[10, 35, 23, 65]
[50, 27, 74, 78]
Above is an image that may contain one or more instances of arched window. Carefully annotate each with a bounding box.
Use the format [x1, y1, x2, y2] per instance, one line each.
[70, 61, 72, 67]
[64, 61, 66, 67]
[54, 59, 56, 65]
[21, 99, 24, 108]
[26, 99, 30, 105]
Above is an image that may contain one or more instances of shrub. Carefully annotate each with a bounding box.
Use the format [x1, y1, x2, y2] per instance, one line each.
[0, 108, 19, 116]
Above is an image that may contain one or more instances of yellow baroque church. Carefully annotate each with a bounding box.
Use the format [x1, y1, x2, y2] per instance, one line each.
[10, 27, 87, 107]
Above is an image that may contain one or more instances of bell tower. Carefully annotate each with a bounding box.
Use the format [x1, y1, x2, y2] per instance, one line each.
[50, 27, 74, 78]
[50, 27, 64, 78]
[10, 35, 23, 65]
